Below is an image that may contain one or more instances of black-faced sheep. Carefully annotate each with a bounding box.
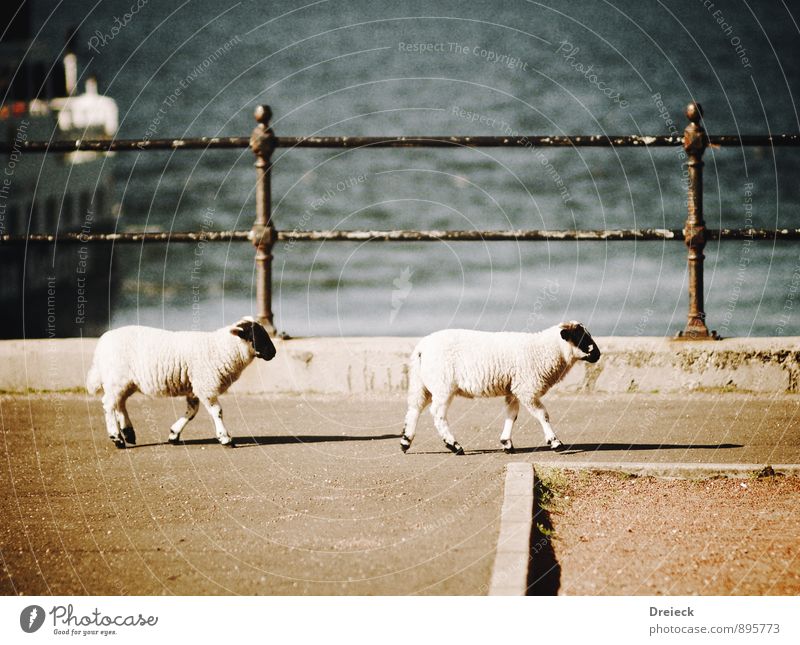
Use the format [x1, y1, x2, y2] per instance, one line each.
[400, 321, 600, 454]
[86, 317, 276, 448]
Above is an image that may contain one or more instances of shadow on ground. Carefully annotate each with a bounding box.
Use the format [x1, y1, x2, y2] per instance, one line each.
[132, 433, 401, 449]
[464, 442, 743, 456]
[528, 473, 560, 595]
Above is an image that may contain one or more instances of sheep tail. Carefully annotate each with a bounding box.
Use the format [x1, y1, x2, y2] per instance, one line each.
[85, 363, 102, 395]
[406, 348, 429, 409]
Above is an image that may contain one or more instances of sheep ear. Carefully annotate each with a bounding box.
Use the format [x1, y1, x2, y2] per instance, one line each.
[231, 320, 254, 338]
[560, 328, 572, 341]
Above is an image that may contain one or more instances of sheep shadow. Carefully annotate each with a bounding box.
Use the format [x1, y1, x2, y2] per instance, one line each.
[132, 433, 400, 449]
[533, 441, 742, 455]
[466, 442, 743, 456]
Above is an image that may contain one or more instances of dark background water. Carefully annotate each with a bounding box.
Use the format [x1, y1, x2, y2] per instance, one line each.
[24, 0, 800, 336]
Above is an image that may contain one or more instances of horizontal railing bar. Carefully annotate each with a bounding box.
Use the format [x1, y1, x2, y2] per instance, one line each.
[283, 135, 683, 148]
[280, 134, 800, 148]
[3, 134, 800, 153]
[3, 228, 799, 244]
[707, 228, 800, 240]
[0, 137, 251, 153]
[0, 231, 253, 243]
[279, 228, 800, 241]
[281, 229, 684, 241]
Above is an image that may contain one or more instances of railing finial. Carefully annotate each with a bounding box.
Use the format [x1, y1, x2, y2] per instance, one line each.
[685, 101, 703, 124]
[254, 104, 272, 125]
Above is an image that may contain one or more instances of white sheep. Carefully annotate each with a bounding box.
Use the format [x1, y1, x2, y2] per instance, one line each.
[400, 321, 600, 454]
[86, 316, 276, 448]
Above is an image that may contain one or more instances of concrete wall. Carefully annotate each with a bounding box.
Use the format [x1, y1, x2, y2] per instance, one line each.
[1, 336, 799, 395]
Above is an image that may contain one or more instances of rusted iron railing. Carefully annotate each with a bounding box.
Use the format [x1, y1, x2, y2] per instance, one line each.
[13, 228, 800, 243]
[7, 133, 800, 152]
[2, 102, 799, 337]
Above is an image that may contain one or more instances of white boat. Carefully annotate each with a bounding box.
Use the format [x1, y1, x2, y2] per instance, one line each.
[1, 2, 119, 338]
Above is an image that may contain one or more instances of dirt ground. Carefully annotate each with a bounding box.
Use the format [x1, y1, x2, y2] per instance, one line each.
[537, 469, 800, 595]
[1, 393, 799, 595]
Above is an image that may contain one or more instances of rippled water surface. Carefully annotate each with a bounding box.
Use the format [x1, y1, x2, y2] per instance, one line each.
[30, 0, 800, 335]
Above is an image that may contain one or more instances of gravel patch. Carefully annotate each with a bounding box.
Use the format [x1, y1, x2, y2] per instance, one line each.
[538, 469, 800, 595]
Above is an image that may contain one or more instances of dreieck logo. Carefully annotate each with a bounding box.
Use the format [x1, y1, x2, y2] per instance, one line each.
[20, 605, 45, 633]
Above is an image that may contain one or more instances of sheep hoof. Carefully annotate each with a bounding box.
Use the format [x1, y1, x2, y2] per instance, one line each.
[501, 440, 514, 454]
[219, 436, 234, 447]
[121, 427, 136, 445]
[111, 437, 125, 449]
[445, 441, 464, 455]
[400, 436, 411, 453]
[548, 438, 563, 451]
[167, 432, 181, 444]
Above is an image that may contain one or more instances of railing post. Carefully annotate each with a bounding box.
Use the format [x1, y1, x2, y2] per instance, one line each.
[249, 105, 277, 334]
[679, 102, 716, 339]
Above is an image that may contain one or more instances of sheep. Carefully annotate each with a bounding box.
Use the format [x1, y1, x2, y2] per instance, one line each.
[400, 321, 600, 455]
[85, 316, 276, 448]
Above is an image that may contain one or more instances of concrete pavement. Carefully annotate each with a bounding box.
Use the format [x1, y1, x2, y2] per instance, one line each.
[1, 392, 798, 595]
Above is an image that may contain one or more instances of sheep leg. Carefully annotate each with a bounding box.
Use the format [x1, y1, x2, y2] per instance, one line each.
[524, 397, 562, 450]
[400, 390, 431, 453]
[200, 396, 234, 447]
[500, 395, 519, 453]
[115, 395, 136, 445]
[430, 394, 464, 455]
[102, 392, 125, 449]
[168, 396, 200, 443]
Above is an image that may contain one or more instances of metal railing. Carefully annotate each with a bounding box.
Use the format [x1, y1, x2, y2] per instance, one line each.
[2, 102, 800, 337]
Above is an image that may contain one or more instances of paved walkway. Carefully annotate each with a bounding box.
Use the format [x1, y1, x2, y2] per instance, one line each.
[1, 393, 798, 594]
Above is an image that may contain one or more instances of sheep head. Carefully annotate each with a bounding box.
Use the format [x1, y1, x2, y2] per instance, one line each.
[559, 321, 601, 363]
[230, 316, 277, 361]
